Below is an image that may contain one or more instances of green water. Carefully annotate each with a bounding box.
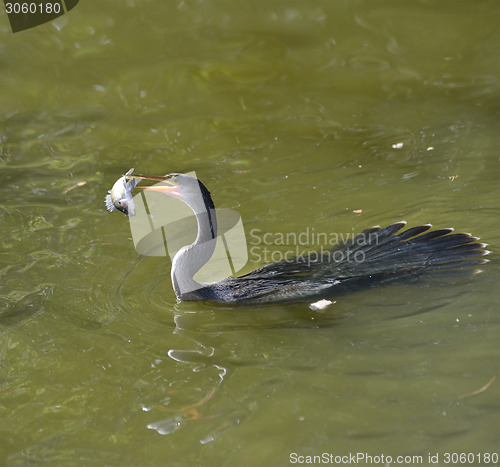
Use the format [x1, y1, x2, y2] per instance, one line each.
[1, 1, 499, 465]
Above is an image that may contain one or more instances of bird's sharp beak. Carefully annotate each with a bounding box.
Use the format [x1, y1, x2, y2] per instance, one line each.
[129, 174, 173, 182]
[132, 174, 181, 197]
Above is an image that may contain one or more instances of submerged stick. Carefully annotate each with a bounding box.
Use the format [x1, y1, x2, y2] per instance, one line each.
[458, 376, 496, 400]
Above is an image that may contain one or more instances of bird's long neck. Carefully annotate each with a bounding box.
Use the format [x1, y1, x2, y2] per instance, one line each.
[171, 181, 217, 299]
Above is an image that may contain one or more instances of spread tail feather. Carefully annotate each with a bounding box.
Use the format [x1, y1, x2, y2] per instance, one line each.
[228, 222, 489, 303]
[324, 222, 489, 286]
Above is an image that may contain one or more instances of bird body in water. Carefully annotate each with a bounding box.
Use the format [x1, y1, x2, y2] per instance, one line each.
[106, 171, 489, 305]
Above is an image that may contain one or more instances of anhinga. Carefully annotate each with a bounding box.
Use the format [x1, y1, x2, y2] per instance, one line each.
[106, 171, 489, 304]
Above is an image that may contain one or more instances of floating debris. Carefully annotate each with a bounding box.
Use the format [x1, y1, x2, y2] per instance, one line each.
[62, 181, 87, 194]
[458, 376, 496, 400]
[309, 299, 335, 312]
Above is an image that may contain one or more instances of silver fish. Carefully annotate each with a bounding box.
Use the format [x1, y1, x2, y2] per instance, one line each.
[105, 168, 139, 216]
